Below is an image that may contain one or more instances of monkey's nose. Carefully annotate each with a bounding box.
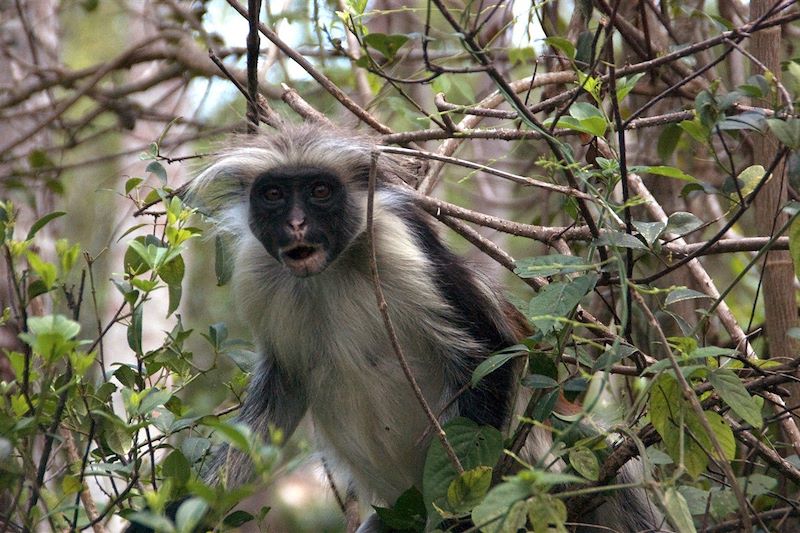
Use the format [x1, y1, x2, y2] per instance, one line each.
[287, 217, 306, 231]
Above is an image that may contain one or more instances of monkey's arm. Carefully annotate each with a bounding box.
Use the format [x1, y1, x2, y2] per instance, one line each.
[203, 355, 307, 488]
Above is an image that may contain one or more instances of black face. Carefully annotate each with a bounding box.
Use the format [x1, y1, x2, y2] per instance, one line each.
[249, 166, 359, 277]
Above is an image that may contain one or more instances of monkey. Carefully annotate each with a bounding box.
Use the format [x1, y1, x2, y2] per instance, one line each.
[129, 124, 669, 532]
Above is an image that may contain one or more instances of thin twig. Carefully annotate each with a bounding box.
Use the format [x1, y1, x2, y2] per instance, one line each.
[365, 150, 463, 474]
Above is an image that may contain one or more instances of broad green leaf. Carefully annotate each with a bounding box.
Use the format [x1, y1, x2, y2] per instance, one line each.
[162, 450, 191, 486]
[657, 123, 683, 160]
[215, 235, 233, 286]
[632, 220, 666, 246]
[568, 447, 600, 480]
[176, 498, 208, 533]
[374, 487, 426, 531]
[527, 274, 597, 334]
[447, 466, 493, 513]
[708, 368, 763, 428]
[663, 487, 697, 533]
[743, 473, 778, 497]
[20, 314, 81, 361]
[727, 165, 766, 200]
[146, 161, 168, 183]
[423, 418, 503, 522]
[527, 494, 568, 533]
[650, 374, 708, 478]
[514, 254, 597, 278]
[767, 118, 800, 149]
[666, 211, 703, 236]
[521, 374, 558, 390]
[544, 36, 575, 59]
[665, 287, 712, 306]
[363, 33, 410, 61]
[471, 480, 531, 533]
[595, 231, 648, 250]
[678, 118, 710, 143]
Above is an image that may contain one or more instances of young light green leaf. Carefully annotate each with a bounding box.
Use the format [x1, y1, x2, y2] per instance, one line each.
[631, 165, 697, 183]
[447, 466, 493, 513]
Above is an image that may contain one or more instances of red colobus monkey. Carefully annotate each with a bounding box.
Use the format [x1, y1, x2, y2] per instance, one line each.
[131, 125, 668, 532]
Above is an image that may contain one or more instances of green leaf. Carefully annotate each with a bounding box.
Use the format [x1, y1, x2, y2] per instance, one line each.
[678, 118, 710, 143]
[471, 480, 531, 533]
[374, 487, 426, 531]
[26, 211, 66, 241]
[162, 450, 191, 486]
[423, 418, 503, 523]
[215, 235, 233, 286]
[663, 487, 697, 533]
[666, 211, 703, 236]
[632, 221, 666, 246]
[146, 161, 168, 183]
[631, 165, 697, 182]
[447, 466, 493, 513]
[594, 231, 648, 250]
[767, 118, 800, 149]
[650, 374, 707, 478]
[520, 374, 558, 390]
[471, 344, 528, 386]
[175, 498, 208, 533]
[790, 217, 800, 279]
[363, 33, 410, 61]
[514, 254, 597, 278]
[527, 274, 597, 334]
[716, 111, 765, 132]
[527, 494, 568, 533]
[665, 287, 712, 306]
[136, 388, 172, 416]
[127, 304, 143, 355]
[615, 73, 645, 102]
[726, 165, 766, 200]
[568, 447, 600, 480]
[709, 368, 763, 429]
[657, 123, 683, 160]
[20, 314, 81, 361]
[544, 36, 575, 60]
[223, 510, 254, 527]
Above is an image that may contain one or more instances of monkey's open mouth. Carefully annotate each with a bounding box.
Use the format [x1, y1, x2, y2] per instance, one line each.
[279, 244, 327, 276]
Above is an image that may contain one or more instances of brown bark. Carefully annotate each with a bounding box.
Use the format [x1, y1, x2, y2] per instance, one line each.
[750, 0, 800, 428]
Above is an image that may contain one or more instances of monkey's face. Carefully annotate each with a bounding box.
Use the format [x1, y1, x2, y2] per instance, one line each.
[248, 166, 360, 277]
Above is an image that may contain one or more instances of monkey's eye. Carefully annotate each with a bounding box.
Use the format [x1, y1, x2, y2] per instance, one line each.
[264, 187, 283, 201]
[310, 183, 332, 200]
